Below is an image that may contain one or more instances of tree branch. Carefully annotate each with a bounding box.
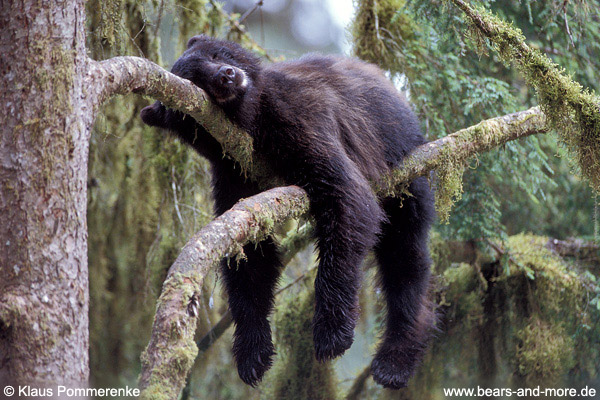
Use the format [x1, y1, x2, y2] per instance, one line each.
[345, 366, 372, 400]
[138, 186, 308, 399]
[379, 106, 548, 194]
[448, 0, 600, 193]
[85, 56, 280, 188]
[546, 238, 600, 262]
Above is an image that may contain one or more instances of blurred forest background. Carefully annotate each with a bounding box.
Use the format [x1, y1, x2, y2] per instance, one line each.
[85, 0, 600, 398]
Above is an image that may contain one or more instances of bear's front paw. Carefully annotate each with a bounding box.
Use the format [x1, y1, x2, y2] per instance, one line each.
[233, 333, 275, 387]
[370, 344, 421, 389]
[140, 102, 165, 128]
[312, 311, 356, 361]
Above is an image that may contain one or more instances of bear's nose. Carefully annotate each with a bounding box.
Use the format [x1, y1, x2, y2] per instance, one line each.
[218, 66, 236, 84]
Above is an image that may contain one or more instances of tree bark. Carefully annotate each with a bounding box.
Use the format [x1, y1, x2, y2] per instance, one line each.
[0, 0, 92, 385]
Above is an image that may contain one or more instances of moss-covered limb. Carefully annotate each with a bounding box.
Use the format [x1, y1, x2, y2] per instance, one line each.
[86, 56, 279, 188]
[384, 106, 547, 190]
[546, 238, 600, 262]
[380, 106, 547, 219]
[448, 0, 600, 194]
[139, 186, 309, 399]
[166, 186, 309, 277]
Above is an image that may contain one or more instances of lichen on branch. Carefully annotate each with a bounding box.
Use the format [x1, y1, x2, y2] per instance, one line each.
[138, 186, 309, 399]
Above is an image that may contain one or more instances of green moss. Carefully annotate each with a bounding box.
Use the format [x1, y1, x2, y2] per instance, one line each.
[497, 234, 600, 383]
[427, 234, 600, 387]
[434, 151, 466, 223]
[504, 234, 586, 324]
[435, 120, 512, 221]
[429, 231, 449, 272]
[351, 0, 416, 71]
[515, 319, 575, 383]
[440, 263, 484, 325]
[263, 285, 339, 400]
[176, 0, 227, 52]
[86, 0, 125, 54]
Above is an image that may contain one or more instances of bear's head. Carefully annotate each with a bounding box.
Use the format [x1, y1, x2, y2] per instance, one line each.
[141, 35, 261, 128]
[174, 35, 260, 104]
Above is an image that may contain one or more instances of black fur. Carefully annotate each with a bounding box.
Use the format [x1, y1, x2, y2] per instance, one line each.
[140, 35, 436, 389]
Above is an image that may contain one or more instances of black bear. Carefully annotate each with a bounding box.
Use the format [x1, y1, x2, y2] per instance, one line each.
[141, 35, 435, 389]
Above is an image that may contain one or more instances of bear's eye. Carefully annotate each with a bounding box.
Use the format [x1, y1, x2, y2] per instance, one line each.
[211, 53, 218, 60]
[220, 49, 233, 59]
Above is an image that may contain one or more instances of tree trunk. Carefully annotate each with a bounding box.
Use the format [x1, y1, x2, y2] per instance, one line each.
[0, 0, 92, 385]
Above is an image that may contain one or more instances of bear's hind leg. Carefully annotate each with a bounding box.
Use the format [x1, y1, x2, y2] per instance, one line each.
[309, 166, 385, 361]
[371, 177, 436, 389]
[221, 238, 282, 386]
[212, 163, 282, 387]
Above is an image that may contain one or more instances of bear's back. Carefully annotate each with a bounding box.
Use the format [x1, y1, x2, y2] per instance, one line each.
[260, 55, 424, 177]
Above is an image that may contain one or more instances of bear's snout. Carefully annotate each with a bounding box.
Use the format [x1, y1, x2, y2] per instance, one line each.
[218, 65, 236, 85]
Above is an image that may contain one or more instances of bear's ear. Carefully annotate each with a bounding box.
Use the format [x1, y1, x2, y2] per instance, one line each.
[140, 101, 167, 128]
[187, 34, 209, 49]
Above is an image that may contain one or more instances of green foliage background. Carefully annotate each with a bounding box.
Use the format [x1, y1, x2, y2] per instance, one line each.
[85, 0, 600, 398]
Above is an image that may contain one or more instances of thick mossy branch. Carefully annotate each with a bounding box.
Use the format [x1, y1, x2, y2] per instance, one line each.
[449, 0, 600, 193]
[86, 56, 279, 188]
[138, 186, 309, 399]
[378, 106, 548, 220]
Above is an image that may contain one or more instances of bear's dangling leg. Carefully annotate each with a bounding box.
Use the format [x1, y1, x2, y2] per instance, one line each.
[308, 156, 385, 361]
[371, 177, 436, 389]
[211, 163, 282, 387]
[220, 238, 282, 386]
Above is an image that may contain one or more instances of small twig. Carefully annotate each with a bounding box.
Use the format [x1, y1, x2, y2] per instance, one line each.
[238, 0, 263, 24]
[563, 5, 576, 48]
[171, 166, 185, 227]
[153, 0, 165, 38]
[486, 240, 517, 266]
[345, 366, 372, 400]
